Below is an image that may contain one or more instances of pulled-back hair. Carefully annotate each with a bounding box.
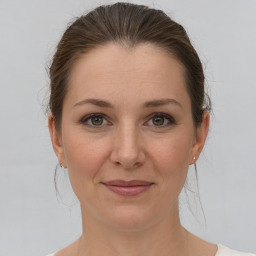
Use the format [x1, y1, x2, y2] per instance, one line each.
[49, 2, 211, 131]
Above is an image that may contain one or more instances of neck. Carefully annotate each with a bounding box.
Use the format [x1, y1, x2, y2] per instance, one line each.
[77, 202, 189, 256]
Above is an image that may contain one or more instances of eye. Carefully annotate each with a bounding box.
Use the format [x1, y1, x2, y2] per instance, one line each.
[146, 113, 176, 128]
[80, 113, 109, 127]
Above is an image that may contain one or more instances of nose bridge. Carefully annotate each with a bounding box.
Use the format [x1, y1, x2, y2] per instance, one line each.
[111, 119, 145, 168]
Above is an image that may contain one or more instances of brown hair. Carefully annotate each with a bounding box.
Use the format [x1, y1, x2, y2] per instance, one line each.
[48, 2, 211, 132]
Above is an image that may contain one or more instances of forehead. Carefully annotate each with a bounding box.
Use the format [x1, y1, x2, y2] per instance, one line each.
[69, 42, 184, 84]
[66, 43, 190, 109]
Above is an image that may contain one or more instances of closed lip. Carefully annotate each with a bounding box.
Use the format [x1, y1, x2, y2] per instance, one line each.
[101, 180, 154, 187]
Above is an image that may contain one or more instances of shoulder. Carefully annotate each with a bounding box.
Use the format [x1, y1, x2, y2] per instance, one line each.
[216, 244, 256, 256]
[44, 243, 256, 256]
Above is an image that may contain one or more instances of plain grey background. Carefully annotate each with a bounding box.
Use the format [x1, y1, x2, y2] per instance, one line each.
[0, 0, 255, 255]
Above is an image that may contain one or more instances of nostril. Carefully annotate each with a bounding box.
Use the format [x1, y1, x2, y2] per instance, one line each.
[110, 137, 146, 169]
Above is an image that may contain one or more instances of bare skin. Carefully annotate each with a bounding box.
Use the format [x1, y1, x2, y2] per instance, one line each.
[49, 43, 217, 256]
[55, 231, 217, 256]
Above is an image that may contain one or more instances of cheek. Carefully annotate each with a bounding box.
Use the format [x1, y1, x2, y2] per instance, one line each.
[61, 129, 110, 196]
[150, 130, 193, 194]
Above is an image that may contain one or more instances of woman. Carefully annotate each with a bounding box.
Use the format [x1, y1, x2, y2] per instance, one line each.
[46, 3, 255, 256]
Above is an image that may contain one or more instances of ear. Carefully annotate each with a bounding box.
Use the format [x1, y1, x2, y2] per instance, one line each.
[189, 111, 210, 164]
[48, 113, 66, 167]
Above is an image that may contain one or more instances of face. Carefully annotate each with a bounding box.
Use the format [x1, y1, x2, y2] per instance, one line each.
[49, 43, 209, 231]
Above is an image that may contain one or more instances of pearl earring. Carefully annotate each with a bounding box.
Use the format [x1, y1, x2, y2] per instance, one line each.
[193, 156, 196, 162]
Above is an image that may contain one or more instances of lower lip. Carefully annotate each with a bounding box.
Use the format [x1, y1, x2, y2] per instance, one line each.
[103, 184, 153, 196]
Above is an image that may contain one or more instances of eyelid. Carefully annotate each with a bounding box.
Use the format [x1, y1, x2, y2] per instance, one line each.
[80, 113, 111, 127]
[79, 112, 176, 128]
[144, 112, 176, 128]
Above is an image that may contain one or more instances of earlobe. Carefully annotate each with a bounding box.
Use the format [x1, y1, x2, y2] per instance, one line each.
[48, 114, 65, 165]
[190, 111, 210, 164]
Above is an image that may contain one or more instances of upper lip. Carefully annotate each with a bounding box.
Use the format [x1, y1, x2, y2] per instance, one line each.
[102, 180, 154, 187]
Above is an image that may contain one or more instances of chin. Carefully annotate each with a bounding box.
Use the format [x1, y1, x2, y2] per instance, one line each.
[102, 205, 159, 231]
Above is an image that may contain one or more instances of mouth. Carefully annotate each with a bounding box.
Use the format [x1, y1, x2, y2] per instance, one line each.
[101, 180, 154, 196]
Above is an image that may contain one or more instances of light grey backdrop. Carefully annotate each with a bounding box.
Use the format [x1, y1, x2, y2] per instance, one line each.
[0, 0, 255, 255]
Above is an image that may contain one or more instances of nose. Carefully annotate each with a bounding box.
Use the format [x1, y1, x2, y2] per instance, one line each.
[110, 123, 146, 169]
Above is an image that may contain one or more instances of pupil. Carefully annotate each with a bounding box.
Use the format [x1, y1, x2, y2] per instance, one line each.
[92, 117, 103, 125]
[153, 116, 164, 126]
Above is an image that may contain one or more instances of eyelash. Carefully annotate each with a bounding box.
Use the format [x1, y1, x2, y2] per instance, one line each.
[80, 113, 110, 128]
[146, 112, 176, 128]
[80, 112, 176, 128]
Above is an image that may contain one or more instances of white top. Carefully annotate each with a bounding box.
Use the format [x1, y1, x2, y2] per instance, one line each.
[45, 244, 256, 256]
[216, 245, 255, 256]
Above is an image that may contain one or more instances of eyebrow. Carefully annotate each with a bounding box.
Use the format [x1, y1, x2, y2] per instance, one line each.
[73, 98, 183, 109]
[143, 98, 183, 108]
[74, 98, 113, 108]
